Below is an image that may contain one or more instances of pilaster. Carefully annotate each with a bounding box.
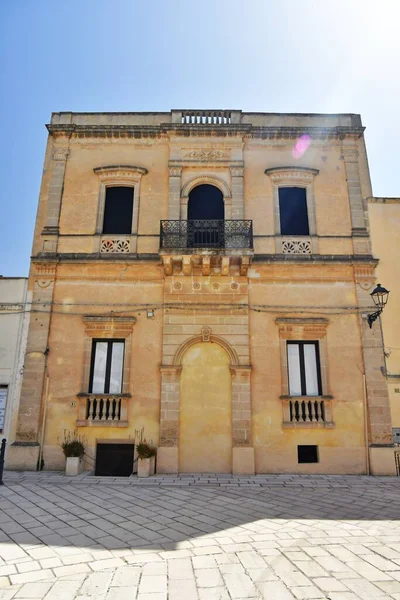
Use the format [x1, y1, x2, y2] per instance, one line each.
[7, 263, 56, 470]
[41, 145, 69, 252]
[167, 167, 182, 220]
[230, 166, 244, 219]
[354, 267, 396, 474]
[342, 144, 371, 254]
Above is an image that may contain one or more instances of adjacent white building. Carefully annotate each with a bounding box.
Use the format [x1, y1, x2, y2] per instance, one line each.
[0, 277, 29, 464]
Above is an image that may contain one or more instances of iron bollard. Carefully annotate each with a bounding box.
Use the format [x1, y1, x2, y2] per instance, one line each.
[0, 438, 6, 485]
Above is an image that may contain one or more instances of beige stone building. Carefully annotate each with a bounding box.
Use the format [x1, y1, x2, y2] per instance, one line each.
[0, 277, 29, 463]
[7, 109, 397, 476]
[368, 197, 400, 443]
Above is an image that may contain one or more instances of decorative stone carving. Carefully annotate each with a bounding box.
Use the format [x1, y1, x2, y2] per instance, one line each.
[182, 256, 192, 276]
[231, 282, 239, 290]
[100, 238, 130, 253]
[181, 175, 231, 200]
[230, 167, 244, 177]
[240, 257, 251, 276]
[341, 149, 359, 161]
[282, 239, 312, 254]
[173, 281, 182, 290]
[212, 282, 220, 290]
[265, 166, 319, 183]
[184, 149, 229, 161]
[202, 256, 211, 276]
[201, 326, 212, 342]
[168, 166, 182, 177]
[193, 282, 201, 290]
[221, 257, 230, 276]
[162, 256, 173, 276]
[53, 147, 69, 161]
[93, 165, 148, 180]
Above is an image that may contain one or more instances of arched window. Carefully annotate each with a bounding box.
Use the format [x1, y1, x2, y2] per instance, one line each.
[187, 184, 224, 220]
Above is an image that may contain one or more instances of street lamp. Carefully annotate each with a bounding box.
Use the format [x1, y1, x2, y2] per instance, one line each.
[367, 283, 390, 328]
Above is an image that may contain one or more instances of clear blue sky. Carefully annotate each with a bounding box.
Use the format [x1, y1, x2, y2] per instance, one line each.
[1, 0, 399, 276]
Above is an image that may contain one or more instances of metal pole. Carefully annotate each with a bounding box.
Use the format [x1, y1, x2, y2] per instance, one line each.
[0, 438, 6, 485]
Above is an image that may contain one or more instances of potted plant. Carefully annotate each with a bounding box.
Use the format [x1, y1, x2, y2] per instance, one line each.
[136, 441, 157, 477]
[60, 430, 85, 476]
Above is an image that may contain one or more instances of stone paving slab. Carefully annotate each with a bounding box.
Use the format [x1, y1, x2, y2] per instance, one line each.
[0, 474, 399, 598]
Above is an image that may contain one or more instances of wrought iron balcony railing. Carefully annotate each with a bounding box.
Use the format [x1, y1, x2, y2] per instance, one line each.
[160, 220, 253, 250]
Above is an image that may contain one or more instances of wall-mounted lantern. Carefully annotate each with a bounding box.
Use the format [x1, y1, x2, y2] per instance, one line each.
[367, 283, 390, 328]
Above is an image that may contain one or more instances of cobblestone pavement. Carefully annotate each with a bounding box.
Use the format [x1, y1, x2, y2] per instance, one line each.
[1, 473, 400, 599]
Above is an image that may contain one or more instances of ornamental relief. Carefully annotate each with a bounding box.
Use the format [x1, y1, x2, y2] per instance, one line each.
[183, 149, 229, 161]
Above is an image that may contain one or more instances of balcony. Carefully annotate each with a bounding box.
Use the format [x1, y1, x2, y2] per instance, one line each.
[76, 394, 129, 427]
[159, 220, 253, 276]
[282, 396, 334, 428]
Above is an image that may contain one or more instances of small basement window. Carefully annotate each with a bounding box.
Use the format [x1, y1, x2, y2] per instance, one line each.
[279, 187, 309, 235]
[298, 445, 318, 463]
[103, 187, 134, 234]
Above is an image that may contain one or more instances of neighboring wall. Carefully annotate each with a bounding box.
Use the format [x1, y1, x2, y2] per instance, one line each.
[368, 198, 400, 430]
[0, 277, 29, 461]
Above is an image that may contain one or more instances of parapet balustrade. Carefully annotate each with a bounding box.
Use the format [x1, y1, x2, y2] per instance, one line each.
[76, 394, 129, 427]
[181, 110, 232, 125]
[282, 396, 334, 428]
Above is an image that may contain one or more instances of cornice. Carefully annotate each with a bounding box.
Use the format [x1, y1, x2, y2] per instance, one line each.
[93, 165, 148, 177]
[368, 197, 400, 204]
[46, 123, 365, 141]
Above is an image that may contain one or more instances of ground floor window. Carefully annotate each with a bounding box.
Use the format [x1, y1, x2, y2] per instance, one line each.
[287, 341, 322, 396]
[89, 340, 125, 394]
[0, 386, 7, 433]
[298, 445, 319, 463]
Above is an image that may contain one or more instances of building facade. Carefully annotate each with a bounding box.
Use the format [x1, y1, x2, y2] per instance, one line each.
[368, 197, 400, 443]
[0, 277, 29, 463]
[7, 109, 397, 475]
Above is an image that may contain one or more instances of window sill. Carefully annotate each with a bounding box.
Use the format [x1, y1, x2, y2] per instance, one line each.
[283, 421, 335, 429]
[76, 419, 129, 428]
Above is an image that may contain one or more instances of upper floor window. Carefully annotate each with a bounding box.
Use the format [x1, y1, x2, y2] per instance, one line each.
[102, 187, 134, 235]
[287, 341, 322, 397]
[89, 339, 125, 394]
[279, 187, 309, 236]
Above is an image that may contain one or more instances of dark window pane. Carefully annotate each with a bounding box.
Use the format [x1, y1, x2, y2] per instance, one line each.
[103, 187, 134, 234]
[298, 445, 318, 463]
[279, 187, 309, 235]
[188, 184, 224, 220]
[89, 340, 125, 394]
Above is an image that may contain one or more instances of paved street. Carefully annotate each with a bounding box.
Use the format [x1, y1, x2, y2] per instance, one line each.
[1, 473, 400, 599]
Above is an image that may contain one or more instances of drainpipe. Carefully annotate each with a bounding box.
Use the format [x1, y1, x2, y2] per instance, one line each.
[363, 374, 370, 476]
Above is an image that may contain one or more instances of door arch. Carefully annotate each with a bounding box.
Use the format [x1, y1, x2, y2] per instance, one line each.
[187, 184, 224, 220]
[187, 184, 224, 248]
[179, 342, 232, 473]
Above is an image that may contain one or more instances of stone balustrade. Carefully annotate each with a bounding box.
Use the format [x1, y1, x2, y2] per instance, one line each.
[76, 395, 129, 427]
[282, 396, 334, 428]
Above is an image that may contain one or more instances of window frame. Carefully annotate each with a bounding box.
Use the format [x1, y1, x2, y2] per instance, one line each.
[93, 166, 148, 254]
[278, 186, 310, 236]
[89, 339, 125, 395]
[102, 186, 135, 235]
[287, 341, 323, 397]
[264, 167, 319, 253]
[81, 316, 136, 397]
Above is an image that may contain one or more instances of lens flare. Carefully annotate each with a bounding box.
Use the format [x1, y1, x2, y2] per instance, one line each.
[292, 134, 311, 159]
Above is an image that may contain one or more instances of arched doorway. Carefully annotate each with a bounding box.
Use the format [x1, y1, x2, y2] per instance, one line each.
[179, 342, 232, 473]
[187, 184, 224, 248]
